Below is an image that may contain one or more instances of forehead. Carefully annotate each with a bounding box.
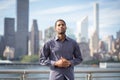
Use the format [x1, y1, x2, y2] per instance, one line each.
[56, 21, 65, 24]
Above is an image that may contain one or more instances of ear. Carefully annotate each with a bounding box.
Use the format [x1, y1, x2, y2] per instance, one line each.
[54, 26, 56, 31]
[65, 26, 67, 29]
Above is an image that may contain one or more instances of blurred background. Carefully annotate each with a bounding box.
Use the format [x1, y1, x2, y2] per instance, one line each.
[0, 0, 120, 63]
[0, 0, 120, 80]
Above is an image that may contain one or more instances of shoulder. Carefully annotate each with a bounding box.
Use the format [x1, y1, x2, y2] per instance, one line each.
[67, 37, 78, 45]
[44, 37, 55, 45]
[67, 37, 80, 50]
[67, 37, 78, 47]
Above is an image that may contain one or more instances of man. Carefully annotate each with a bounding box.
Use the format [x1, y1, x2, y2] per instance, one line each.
[40, 19, 82, 80]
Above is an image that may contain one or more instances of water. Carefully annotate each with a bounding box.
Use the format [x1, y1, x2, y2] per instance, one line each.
[0, 63, 120, 80]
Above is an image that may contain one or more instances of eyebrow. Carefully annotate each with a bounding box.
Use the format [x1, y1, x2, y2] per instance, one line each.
[57, 24, 65, 26]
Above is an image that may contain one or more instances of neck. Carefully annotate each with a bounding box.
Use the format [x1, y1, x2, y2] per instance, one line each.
[57, 34, 66, 41]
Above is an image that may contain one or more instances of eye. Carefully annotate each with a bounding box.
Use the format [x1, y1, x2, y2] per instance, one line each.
[58, 24, 61, 26]
[62, 24, 64, 26]
[57, 24, 64, 26]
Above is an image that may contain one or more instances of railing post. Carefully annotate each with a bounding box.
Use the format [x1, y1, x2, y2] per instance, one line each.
[20, 70, 27, 80]
[87, 73, 92, 80]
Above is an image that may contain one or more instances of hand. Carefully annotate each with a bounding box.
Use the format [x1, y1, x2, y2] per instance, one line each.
[61, 57, 71, 67]
[54, 58, 63, 67]
[54, 57, 71, 68]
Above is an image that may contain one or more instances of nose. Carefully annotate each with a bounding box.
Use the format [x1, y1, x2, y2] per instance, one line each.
[60, 25, 63, 28]
[60, 24, 64, 27]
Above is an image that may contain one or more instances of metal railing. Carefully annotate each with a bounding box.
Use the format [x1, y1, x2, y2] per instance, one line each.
[0, 69, 120, 80]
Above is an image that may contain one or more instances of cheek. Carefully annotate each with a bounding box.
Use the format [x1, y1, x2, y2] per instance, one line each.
[64, 27, 67, 30]
[55, 27, 58, 31]
[55, 27, 59, 30]
[55, 27, 61, 31]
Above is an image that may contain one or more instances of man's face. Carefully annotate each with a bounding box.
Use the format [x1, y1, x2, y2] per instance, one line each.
[55, 21, 66, 34]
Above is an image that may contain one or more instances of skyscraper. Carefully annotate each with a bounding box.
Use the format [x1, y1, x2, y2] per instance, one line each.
[94, 3, 99, 36]
[44, 27, 55, 42]
[89, 3, 99, 56]
[117, 30, 120, 39]
[15, 0, 29, 58]
[76, 16, 88, 43]
[103, 35, 114, 52]
[30, 20, 39, 55]
[93, 3, 99, 49]
[90, 31, 98, 56]
[4, 18, 15, 48]
[0, 35, 5, 56]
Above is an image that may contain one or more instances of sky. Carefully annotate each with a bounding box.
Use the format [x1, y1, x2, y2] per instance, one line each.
[0, 0, 120, 39]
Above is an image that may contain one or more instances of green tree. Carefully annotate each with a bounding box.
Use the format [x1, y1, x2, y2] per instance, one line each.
[21, 54, 39, 63]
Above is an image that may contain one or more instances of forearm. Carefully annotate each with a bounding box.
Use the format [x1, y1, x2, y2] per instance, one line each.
[70, 57, 83, 66]
[40, 57, 56, 66]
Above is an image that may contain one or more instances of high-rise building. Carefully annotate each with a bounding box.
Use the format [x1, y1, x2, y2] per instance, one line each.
[98, 40, 107, 53]
[0, 35, 5, 56]
[39, 30, 43, 41]
[103, 35, 114, 52]
[89, 3, 99, 56]
[94, 3, 99, 36]
[4, 18, 15, 48]
[44, 27, 55, 42]
[90, 31, 98, 56]
[15, 0, 29, 58]
[39, 30, 44, 49]
[117, 30, 120, 39]
[78, 42, 91, 61]
[93, 3, 99, 50]
[29, 20, 39, 55]
[76, 16, 88, 43]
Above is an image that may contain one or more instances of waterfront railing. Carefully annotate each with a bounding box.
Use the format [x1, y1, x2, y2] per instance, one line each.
[0, 69, 120, 80]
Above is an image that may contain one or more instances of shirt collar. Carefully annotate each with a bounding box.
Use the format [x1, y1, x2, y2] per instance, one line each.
[54, 35, 69, 41]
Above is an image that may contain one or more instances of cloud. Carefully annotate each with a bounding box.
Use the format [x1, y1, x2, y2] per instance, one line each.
[0, 0, 15, 35]
[0, 0, 15, 10]
[30, 3, 94, 29]
[99, 0, 120, 7]
[31, 4, 90, 16]
[86, 1, 120, 38]
[30, 0, 40, 3]
[100, 7, 120, 28]
[100, 1, 120, 22]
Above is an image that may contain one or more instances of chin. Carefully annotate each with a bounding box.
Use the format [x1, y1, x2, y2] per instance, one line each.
[59, 32, 65, 34]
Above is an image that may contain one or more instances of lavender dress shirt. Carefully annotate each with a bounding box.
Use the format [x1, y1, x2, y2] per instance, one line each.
[40, 36, 82, 80]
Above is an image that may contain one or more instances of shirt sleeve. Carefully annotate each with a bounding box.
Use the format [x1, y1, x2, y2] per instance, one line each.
[70, 42, 83, 66]
[39, 42, 55, 66]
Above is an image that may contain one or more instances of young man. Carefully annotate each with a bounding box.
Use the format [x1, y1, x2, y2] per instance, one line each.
[40, 19, 83, 80]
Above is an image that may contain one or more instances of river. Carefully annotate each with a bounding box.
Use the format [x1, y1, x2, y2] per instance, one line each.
[0, 63, 120, 80]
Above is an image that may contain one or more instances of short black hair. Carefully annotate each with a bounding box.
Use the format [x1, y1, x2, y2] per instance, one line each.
[55, 19, 66, 27]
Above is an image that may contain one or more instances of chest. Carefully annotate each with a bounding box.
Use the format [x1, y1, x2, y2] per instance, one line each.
[50, 41, 74, 58]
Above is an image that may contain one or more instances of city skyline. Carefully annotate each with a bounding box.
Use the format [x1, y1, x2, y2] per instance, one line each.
[15, 0, 29, 57]
[0, 0, 120, 39]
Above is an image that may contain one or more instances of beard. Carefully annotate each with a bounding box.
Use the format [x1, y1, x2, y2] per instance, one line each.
[58, 30, 66, 34]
